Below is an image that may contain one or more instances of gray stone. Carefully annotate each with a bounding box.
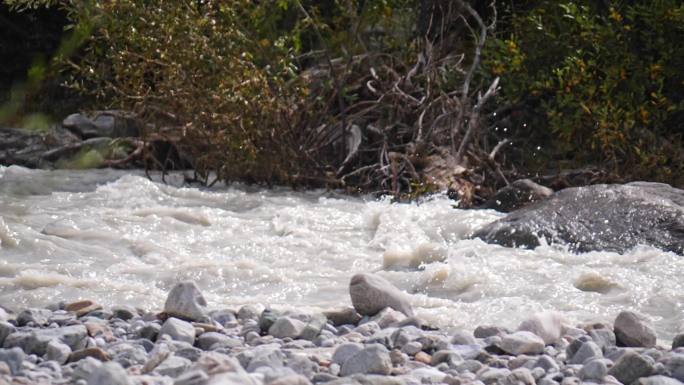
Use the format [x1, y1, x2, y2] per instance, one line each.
[431, 349, 462, 367]
[138, 323, 162, 341]
[156, 355, 192, 378]
[482, 179, 553, 213]
[0, 322, 16, 346]
[579, 359, 609, 382]
[370, 308, 406, 329]
[3, 325, 87, 355]
[72, 356, 103, 381]
[164, 281, 208, 322]
[269, 374, 312, 385]
[333, 342, 364, 365]
[16, 308, 52, 326]
[160, 318, 196, 344]
[517, 312, 563, 345]
[210, 309, 237, 327]
[499, 368, 536, 385]
[0, 347, 24, 375]
[451, 330, 477, 345]
[197, 332, 240, 351]
[340, 344, 392, 376]
[588, 327, 616, 352]
[173, 369, 209, 385]
[474, 325, 510, 338]
[673, 334, 684, 350]
[269, 317, 306, 339]
[111, 306, 138, 321]
[614, 311, 657, 348]
[637, 376, 684, 385]
[63, 111, 140, 139]
[533, 355, 559, 373]
[46, 340, 71, 364]
[286, 354, 316, 378]
[568, 341, 602, 365]
[472, 182, 684, 254]
[401, 341, 422, 356]
[608, 350, 654, 384]
[323, 307, 363, 326]
[666, 354, 684, 382]
[87, 361, 131, 385]
[349, 273, 414, 317]
[478, 367, 512, 385]
[237, 305, 261, 322]
[246, 347, 285, 372]
[500, 331, 545, 355]
[300, 313, 327, 341]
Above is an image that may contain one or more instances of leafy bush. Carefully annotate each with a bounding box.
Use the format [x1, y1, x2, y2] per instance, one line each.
[484, 1, 684, 185]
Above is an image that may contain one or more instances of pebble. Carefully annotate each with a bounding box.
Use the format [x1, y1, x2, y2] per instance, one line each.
[87, 361, 131, 385]
[0, 279, 681, 385]
[348, 273, 414, 317]
[159, 317, 196, 344]
[500, 331, 545, 355]
[339, 344, 392, 376]
[163, 281, 208, 322]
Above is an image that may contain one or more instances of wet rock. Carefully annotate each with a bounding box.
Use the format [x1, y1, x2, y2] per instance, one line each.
[340, 344, 392, 376]
[672, 334, 684, 350]
[637, 376, 684, 385]
[349, 273, 414, 317]
[0, 347, 24, 375]
[588, 327, 616, 352]
[269, 317, 306, 340]
[63, 111, 141, 139]
[156, 355, 192, 377]
[481, 179, 553, 213]
[111, 306, 138, 321]
[473, 182, 684, 254]
[16, 308, 51, 326]
[568, 341, 602, 365]
[160, 318, 196, 345]
[614, 311, 657, 348]
[517, 312, 563, 345]
[0, 322, 16, 346]
[324, 307, 363, 326]
[137, 323, 161, 341]
[474, 325, 510, 338]
[87, 361, 131, 385]
[69, 347, 111, 363]
[608, 350, 654, 384]
[333, 343, 364, 366]
[579, 359, 609, 381]
[46, 340, 71, 364]
[173, 369, 209, 385]
[3, 325, 87, 355]
[164, 281, 208, 322]
[65, 300, 103, 317]
[500, 332, 545, 355]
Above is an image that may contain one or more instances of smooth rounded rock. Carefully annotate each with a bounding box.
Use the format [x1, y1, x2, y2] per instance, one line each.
[87, 361, 131, 385]
[579, 359, 609, 381]
[568, 341, 602, 365]
[614, 311, 657, 348]
[349, 273, 414, 317]
[339, 344, 392, 376]
[163, 281, 208, 322]
[608, 350, 654, 384]
[332, 343, 364, 366]
[517, 312, 563, 345]
[500, 331, 545, 355]
[269, 317, 307, 340]
[160, 318, 196, 345]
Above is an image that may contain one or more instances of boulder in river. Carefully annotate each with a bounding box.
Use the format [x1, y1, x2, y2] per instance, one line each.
[614, 311, 657, 348]
[473, 182, 684, 254]
[349, 273, 414, 317]
[480, 179, 553, 213]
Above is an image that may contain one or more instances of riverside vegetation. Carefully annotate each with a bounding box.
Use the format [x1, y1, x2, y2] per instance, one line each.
[1, 274, 684, 385]
[1, 1, 684, 204]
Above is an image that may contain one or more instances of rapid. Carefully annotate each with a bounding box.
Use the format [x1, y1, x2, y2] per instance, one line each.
[0, 166, 682, 343]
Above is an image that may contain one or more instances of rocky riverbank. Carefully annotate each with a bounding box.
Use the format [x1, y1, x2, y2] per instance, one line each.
[0, 273, 683, 385]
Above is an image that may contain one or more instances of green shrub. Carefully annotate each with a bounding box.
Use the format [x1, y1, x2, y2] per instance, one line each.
[485, 1, 684, 185]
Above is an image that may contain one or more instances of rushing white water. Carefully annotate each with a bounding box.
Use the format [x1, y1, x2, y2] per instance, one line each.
[1, 166, 682, 342]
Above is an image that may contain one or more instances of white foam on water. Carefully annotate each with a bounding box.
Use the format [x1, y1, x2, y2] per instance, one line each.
[0, 168, 682, 342]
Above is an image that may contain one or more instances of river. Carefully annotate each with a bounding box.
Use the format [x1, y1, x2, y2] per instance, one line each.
[0, 166, 682, 342]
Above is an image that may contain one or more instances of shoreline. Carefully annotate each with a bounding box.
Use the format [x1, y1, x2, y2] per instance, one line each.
[0, 276, 682, 385]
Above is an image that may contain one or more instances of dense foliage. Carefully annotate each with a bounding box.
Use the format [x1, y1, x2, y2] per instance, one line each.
[3, 0, 684, 194]
[485, 0, 684, 185]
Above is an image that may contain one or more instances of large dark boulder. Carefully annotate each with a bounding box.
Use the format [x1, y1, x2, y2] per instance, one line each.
[472, 182, 684, 254]
[480, 179, 554, 212]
